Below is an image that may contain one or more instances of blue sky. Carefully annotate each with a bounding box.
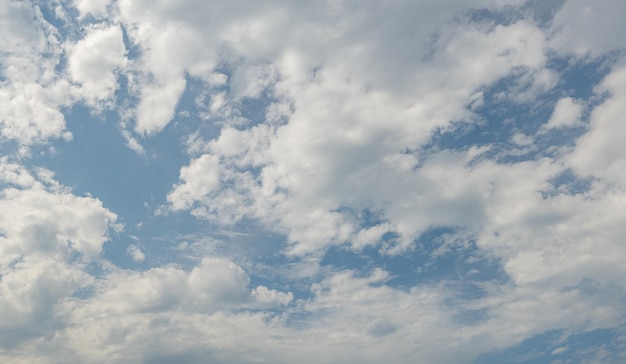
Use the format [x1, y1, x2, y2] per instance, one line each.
[1, 0, 626, 363]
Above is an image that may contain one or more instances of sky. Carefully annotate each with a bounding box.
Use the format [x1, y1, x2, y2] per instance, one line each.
[1, 0, 626, 363]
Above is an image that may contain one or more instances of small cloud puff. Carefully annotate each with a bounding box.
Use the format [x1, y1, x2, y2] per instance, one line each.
[127, 244, 145, 263]
[539, 97, 583, 133]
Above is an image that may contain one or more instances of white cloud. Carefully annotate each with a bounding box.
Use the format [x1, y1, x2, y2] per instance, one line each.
[551, 346, 569, 355]
[568, 63, 626, 185]
[66, 0, 626, 361]
[41, 257, 300, 363]
[3, 1, 626, 362]
[72, 0, 111, 19]
[0, 163, 119, 263]
[67, 24, 127, 108]
[549, 0, 626, 57]
[0, 257, 89, 334]
[113, 0, 536, 137]
[167, 153, 223, 212]
[133, 77, 187, 135]
[0, 157, 36, 187]
[127, 244, 145, 263]
[0, 159, 119, 349]
[167, 16, 551, 256]
[172, 82, 626, 361]
[88, 257, 290, 315]
[251, 285, 293, 306]
[0, 82, 69, 144]
[29, 267, 478, 363]
[0, 1, 73, 146]
[540, 97, 583, 133]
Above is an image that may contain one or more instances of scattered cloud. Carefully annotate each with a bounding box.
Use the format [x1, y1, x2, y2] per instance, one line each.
[127, 244, 145, 262]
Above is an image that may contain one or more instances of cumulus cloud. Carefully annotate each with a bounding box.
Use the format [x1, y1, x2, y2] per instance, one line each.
[0, 158, 119, 348]
[127, 244, 145, 262]
[549, 0, 626, 57]
[0, 161, 119, 263]
[539, 96, 583, 132]
[85, 257, 291, 316]
[0, 1, 72, 145]
[72, 0, 111, 19]
[156, 1, 626, 361]
[568, 62, 626, 185]
[0, 1, 123, 146]
[67, 24, 127, 108]
[43, 257, 297, 363]
[167, 16, 552, 256]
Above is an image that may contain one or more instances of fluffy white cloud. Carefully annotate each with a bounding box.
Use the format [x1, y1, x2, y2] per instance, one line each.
[549, 0, 626, 57]
[0, 257, 89, 338]
[79, 257, 290, 316]
[167, 17, 551, 256]
[72, 0, 111, 19]
[568, 63, 626, 185]
[158, 2, 626, 360]
[0, 162, 119, 263]
[0, 1, 124, 146]
[167, 153, 223, 212]
[127, 244, 145, 262]
[7, 266, 459, 363]
[38, 256, 296, 363]
[0, 1, 72, 146]
[0, 159, 119, 350]
[133, 77, 187, 135]
[0, 2, 126, 146]
[67, 24, 127, 108]
[114, 0, 532, 136]
[3, 0, 626, 363]
[539, 96, 583, 132]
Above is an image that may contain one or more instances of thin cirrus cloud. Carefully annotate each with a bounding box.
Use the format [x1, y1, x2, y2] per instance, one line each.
[0, 0, 625, 363]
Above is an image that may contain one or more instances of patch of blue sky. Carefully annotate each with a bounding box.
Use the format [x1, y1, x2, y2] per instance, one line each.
[423, 54, 610, 168]
[541, 168, 594, 198]
[546, 56, 614, 102]
[35, 106, 179, 219]
[474, 328, 626, 364]
[321, 227, 505, 295]
[141, 222, 319, 299]
[32, 104, 197, 269]
[174, 76, 227, 131]
[477, 0, 565, 28]
[177, 69, 280, 134]
[317, 206, 506, 293]
[119, 24, 142, 60]
[237, 92, 280, 126]
[242, 254, 320, 300]
[35, 1, 83, 41]
[0, 140, 22, 158]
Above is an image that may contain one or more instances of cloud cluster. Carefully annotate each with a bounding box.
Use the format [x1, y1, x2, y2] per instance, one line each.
[167, 15, 553, 256]
[0, 1, 128, 149]
[0, 158, 117, 347]
[0, 1, 70, 147]
[1, 0, 626, 363]
[0, 159, 296, 363]
[160, 0, 626, 361]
